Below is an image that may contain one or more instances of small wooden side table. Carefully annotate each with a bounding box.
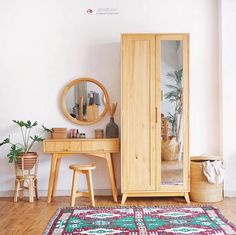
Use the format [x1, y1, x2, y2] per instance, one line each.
[43, 138, 119, 203]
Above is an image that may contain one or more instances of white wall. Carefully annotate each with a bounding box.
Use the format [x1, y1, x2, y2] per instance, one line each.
[0, 0, 220, 196]
[219, 0, 236, 196]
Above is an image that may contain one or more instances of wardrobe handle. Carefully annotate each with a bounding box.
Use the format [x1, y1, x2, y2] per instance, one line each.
[155, 107, 158, 123]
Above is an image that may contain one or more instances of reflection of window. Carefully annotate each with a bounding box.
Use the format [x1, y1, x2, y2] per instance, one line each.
[88, 91, 101, 105]
[70, 82, 104, 121]
[75, 82, 87, 105]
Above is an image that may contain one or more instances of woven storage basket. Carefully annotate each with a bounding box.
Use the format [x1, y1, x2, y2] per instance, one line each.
[190, 156, 223, 202]
[161, 138, 179, 161]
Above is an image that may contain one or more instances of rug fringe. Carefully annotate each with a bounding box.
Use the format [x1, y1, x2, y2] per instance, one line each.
[54, 204, 215, 210]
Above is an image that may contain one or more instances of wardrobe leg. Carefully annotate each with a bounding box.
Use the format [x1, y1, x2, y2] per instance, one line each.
[121, 193, 127, 205]
[184, 192, 190, 203]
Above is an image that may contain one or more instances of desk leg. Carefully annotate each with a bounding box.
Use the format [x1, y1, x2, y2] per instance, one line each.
[52, 158, 61, 198]
[105, 153, 118, 202]
[47, 154, 58, 203]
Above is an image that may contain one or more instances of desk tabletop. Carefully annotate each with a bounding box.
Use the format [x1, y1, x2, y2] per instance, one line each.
[44, 138, 119, 142]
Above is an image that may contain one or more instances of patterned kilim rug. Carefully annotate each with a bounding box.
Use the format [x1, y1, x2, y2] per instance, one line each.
[44, 206, 236, 235]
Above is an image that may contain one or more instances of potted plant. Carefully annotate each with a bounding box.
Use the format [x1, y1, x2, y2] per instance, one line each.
[0, 120, 50, 168]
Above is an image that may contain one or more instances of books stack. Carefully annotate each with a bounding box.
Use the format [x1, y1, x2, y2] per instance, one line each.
[51, 128, 67, 139]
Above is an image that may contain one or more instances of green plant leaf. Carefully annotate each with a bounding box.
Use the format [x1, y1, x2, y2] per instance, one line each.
[30, 135, 44, 142]
[7, 145, 23, 163]
[0, 138, 10, 146]
[26, 120, 32, 128]
[32, 121, 38, 127]
[13, 120, 26, 127]
[42, 125, 52, 133]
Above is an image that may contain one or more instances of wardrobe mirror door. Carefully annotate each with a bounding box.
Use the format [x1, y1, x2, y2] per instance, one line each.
[160, 40, 184, 186]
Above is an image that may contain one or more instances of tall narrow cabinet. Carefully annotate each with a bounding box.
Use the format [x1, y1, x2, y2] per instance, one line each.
[121, 34, 189, 204]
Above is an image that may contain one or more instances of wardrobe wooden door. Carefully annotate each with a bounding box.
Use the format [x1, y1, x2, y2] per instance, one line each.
[121, 34, 156, 191]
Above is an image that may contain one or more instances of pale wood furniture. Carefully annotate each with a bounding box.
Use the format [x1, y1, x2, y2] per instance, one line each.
[61, 78, 110, 125]
[121, 33, 189, 204]
[43, 138, 119, 203]
[69, 163, 96, 207]
[14, 154, 39, 203]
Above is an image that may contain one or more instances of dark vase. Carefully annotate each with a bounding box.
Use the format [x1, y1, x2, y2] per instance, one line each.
[106, 117, 118, 138]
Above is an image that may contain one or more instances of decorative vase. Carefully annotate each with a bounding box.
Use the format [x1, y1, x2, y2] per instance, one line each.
[105, 117, 118, 138]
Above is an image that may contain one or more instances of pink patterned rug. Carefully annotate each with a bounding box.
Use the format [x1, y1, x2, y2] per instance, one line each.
[44, 206, 236, 234]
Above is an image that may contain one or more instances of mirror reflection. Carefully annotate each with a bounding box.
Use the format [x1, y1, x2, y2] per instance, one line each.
[64, 80, 108, 123]
[161, 40, 184, 185]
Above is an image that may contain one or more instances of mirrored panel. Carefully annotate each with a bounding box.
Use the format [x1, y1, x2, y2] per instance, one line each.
[161, 40, 184, 185]
[61, 78, 109, 125]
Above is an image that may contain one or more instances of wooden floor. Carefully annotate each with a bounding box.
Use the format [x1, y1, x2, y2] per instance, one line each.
[0, 196, 236, 235]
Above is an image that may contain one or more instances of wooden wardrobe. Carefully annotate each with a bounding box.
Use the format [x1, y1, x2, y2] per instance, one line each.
[121, 34, 189, 204]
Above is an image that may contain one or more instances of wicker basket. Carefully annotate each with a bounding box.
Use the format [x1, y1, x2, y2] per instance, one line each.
[190, 156, 223, 202]
[161, 138, 180, 161]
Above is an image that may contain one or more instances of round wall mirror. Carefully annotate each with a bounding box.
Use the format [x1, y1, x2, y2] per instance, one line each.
[61, 78, 109, 125]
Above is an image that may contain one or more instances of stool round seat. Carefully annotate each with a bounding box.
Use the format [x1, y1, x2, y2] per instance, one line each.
[69, 163, 96, 171]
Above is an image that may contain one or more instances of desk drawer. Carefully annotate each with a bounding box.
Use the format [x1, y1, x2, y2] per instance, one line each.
[81, 140, 118, 152]
[44, 141, 81, 153]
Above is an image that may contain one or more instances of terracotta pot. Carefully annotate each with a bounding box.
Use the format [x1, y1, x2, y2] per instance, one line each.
[16, 152, 38, 170]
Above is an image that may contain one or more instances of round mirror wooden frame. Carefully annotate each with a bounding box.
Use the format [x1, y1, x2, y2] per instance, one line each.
[61, 78, 110, 125]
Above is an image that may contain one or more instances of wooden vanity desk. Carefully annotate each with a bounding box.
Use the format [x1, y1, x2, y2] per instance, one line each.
[43, 138, 119, 203]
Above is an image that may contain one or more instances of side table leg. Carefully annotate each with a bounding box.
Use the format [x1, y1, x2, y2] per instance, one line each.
[105, 153, 118, 202]
[47, 155, 58, 203]
[52, 158, 61, 198]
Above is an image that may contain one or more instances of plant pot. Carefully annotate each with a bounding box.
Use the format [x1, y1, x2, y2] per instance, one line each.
[161, 138, 179, 161]
[16, 152, 38, 170]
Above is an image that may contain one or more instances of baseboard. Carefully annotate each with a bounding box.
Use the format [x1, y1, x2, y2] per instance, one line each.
[224, 190, 236, 197]
[0, 189, 121, 197]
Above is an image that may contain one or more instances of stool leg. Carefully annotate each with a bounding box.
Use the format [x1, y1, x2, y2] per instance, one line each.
[71, 171, 79, 207]
[14, 179, 20, 202]
[86, 170, 95, 207]
[28, 179, 34, 203]
[34, 178, 39, 200]
[19, 180, 24, 199]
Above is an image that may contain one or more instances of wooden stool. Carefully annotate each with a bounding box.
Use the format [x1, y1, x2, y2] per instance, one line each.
[69, 163, 96, 207]
[14, 154, 39, 203]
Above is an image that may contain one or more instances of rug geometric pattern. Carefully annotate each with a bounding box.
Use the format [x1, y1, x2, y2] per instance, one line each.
[44, 206, 236, 235]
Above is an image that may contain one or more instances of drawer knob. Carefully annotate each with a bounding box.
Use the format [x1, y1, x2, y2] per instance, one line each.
[63, 149, 69, 152]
